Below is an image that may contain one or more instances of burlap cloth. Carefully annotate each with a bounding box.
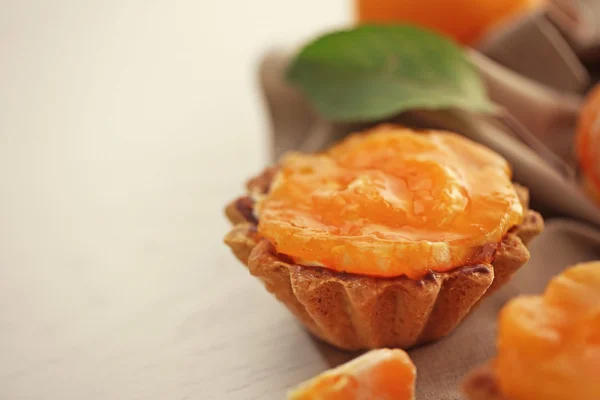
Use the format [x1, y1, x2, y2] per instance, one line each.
[257, 46, 600, 398]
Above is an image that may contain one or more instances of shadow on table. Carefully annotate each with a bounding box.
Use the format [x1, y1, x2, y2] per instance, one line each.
[309, 335, 361, 369]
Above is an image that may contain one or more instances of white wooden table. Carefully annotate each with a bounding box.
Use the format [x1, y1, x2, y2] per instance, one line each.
[0, 2, 349, 399]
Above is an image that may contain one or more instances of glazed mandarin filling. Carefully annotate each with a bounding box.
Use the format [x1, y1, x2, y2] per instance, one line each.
[288, 348, 416, 400]
[256, 126, 524, 279]
[496, 262, 600, 400]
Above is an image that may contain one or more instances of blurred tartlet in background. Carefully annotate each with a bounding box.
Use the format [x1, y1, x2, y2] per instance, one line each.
[462, 261, 600, 400]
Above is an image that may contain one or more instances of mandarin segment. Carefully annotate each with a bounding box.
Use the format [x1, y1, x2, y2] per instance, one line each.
[288, 348, 416, 400]
[356, 0, 545, 45]
[577, 84, 600, 206]
[256, 126, 524, 279]
[496, 262, 600, 400]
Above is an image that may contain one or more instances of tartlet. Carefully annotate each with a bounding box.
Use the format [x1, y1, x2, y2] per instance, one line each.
[462, 261, 600, 400]
[224, 125, 543, 351]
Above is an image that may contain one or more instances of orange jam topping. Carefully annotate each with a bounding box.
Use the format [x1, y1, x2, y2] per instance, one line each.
[496, 262, 600, 400]
[256, 126, 524, 279]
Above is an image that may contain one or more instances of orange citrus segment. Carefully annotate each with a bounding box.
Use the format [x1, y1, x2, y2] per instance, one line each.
[496, 262, 600, 400]
[356, 0, 545, 45]
[288, 348, 416, 400]
[256, 126, 524, 279]
[577, 84, 600, 206]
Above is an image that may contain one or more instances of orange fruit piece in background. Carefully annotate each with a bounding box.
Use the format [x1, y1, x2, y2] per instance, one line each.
[577, 84, 600, 206]
[356, 0, 545, 45]
[496, 261, 600, 400]
[288, 348, 416, 400]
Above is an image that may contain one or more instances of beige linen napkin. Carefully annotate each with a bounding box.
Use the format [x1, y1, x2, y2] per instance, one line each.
[258, 48, 600, 399]
[259, 49, 600, 227]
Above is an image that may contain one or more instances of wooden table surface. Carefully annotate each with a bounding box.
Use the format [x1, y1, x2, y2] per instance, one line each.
[0, 2, 348, 399]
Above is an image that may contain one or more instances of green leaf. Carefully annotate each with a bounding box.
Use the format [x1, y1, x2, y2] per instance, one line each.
[287, 24, 496, 122]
